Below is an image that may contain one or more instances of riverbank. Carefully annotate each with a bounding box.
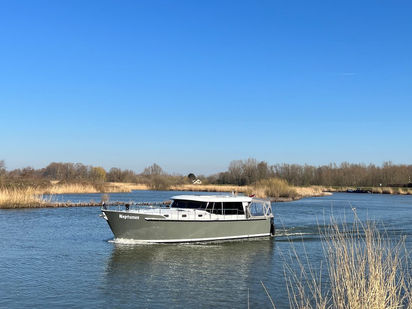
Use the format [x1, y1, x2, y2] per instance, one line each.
[3, 182, 411, 209]
[325, 186, 412, 195]
[0, 182, 332, 209]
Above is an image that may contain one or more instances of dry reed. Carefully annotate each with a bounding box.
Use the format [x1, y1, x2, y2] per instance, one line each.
[295, 186, 331, 198]
[284, 217, 412, 309]
[248, 178, 298, 199]
[327, 186, 412, 195]
[35, 182, 148, 194]
[0, 181, 332, 208]
[39, 183, 101, 194]
[0, 188, 51, 208]
[0, 182, 148, 208]
[170, 184, 249, 193]
[104, 182, 148, 192]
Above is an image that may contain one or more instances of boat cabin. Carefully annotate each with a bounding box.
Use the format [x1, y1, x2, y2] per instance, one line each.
[170, 195, 272, 218]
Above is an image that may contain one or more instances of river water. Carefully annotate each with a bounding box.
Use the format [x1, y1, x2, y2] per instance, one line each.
[0, 192, 411, 308]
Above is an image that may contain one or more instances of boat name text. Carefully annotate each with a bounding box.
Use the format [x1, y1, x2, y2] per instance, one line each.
[119, 214, 140, 220]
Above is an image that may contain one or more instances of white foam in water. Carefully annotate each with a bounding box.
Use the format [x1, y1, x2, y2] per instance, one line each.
[275, 231, 311, 237]
[109, 238, 217, 246]
[109, 238, 158, 245]
[108, 237, 271, 245]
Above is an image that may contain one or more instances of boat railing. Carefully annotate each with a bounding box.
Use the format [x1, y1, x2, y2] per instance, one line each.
[103, 203, 252, 220]
[103, 201, 171, 212]
[102, 199, 273, 220]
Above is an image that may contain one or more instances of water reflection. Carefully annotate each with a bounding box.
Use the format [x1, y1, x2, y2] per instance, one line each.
[102, 239, 276, 308]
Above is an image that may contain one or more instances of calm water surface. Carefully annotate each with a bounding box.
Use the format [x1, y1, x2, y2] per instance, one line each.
[0, 192, 411, 308]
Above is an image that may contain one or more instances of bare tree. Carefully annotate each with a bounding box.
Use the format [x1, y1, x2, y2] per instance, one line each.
[0, 160, 5, 175]
[143, 163, 164, 176]
[0, 160, 5, 185]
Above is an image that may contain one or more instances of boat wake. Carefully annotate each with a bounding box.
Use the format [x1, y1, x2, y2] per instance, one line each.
[108, 236, 272, 246]
[273, 226, 322, 241]
[108, 238, 158, 245]
[275, 231, 311, 237]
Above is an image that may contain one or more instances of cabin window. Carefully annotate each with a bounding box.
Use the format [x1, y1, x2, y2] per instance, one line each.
[171, 200, 207, 209]
[249, 202, 264, 216]
[205, 202, 222, 215]
[211, 202, 223, 215]
[205, 202, 213, 212]
[222, 202, 244, 215]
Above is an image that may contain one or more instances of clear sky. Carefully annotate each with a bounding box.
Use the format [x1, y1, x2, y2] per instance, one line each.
[0, 0, 411, 175]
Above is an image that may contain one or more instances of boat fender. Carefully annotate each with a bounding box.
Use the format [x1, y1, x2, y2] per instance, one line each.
[270, 218, 275, 236]
[125, 204, 130, 211]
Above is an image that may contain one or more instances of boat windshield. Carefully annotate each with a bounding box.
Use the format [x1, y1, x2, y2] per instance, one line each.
[249, 199, 272, 217]
[170, 200, 207, 209]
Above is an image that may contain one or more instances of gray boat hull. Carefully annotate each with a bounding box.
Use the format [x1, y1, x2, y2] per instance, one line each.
[102, 210, 273, 243]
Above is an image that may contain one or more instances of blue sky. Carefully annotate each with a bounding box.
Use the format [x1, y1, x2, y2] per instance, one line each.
[0, 0, 411, 175]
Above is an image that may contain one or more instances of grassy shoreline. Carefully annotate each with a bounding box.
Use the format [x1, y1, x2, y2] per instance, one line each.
[1, 182, 410, 209]
[0, 182, 329, 209]
[326, 185, 412, 195]
[282, 217, 412, 309]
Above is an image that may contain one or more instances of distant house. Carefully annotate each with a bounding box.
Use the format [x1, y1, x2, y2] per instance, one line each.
[188, 173, 201, 184]
[192, 179, 202, 185]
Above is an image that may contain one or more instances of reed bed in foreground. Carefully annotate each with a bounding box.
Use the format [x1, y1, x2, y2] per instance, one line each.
[283, 218, 412, 309]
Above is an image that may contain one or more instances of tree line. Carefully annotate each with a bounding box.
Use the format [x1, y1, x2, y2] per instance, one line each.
[0, 161, 189, 190]
[1, 159, 411, 188]
[212, 159, 412, 187]
[0, 161, 171, 182]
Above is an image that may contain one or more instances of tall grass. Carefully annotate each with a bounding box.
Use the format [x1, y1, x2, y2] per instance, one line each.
[0, 183, 148, 208]
[170, 184, 249, 193]
[40, 183, 101, 194]
[250, 178, 299, 199]
[0, 181, 330, 208]
[0, 188, 51, 208]
[295, 186, 331, 198]
[21, 182, 148, 195]
[326, 186, 412, 195]
[283, 217, 412, 309]
[106, 182, 148, 192]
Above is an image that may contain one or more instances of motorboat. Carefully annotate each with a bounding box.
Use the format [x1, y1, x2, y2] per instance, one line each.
[101, 194, 274, 243]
